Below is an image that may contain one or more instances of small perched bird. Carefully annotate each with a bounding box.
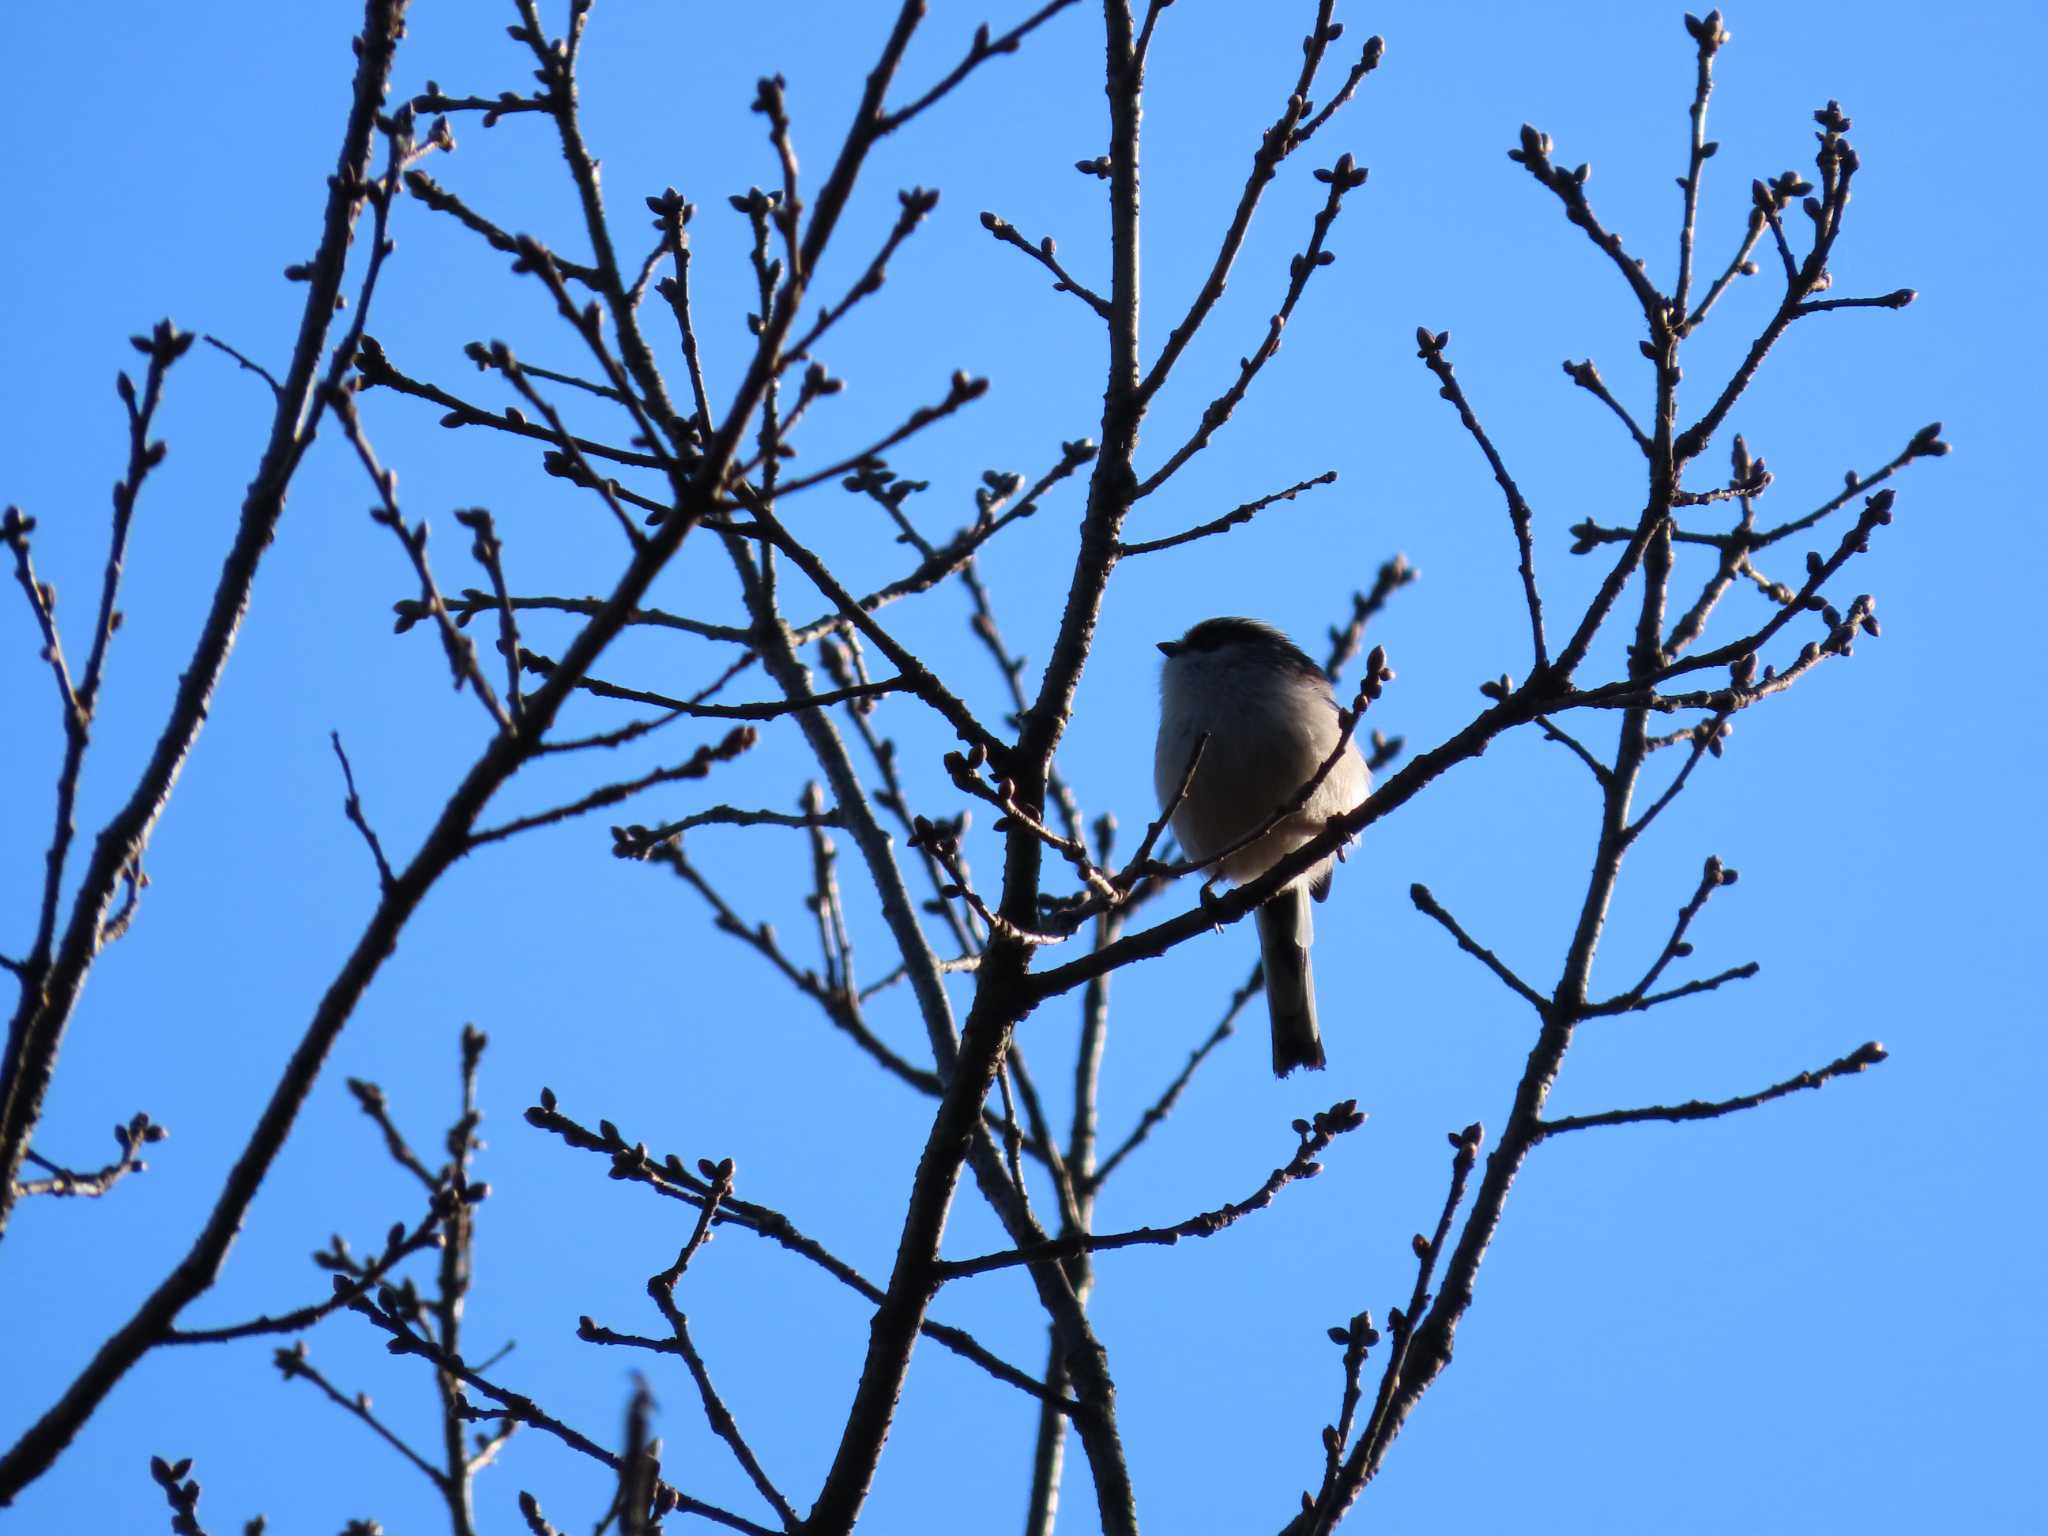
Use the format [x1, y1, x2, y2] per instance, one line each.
[1155, 617, 1370, 1076]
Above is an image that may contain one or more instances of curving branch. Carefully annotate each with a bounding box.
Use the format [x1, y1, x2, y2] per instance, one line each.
[1415, 328, 1548, 670]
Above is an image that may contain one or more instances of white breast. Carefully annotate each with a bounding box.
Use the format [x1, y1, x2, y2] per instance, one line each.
[1156, 647, 1369, 889]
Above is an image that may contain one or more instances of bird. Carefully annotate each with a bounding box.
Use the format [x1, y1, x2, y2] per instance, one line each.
[1154, 617, 1370, 1076]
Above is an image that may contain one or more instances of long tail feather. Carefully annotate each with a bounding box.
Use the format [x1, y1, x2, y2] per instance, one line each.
[1257, 887, 1325, 1077]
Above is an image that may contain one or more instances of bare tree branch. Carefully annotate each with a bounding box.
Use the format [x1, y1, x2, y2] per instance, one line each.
[941, 1101, 1363, 1280]
[1539, 1042, 1887, 1137]
[1117, 470, 1336, 557]
[0, 0, 414, 1253]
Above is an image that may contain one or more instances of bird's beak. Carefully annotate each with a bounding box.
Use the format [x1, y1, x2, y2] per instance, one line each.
[1156, 640, 1180, 657]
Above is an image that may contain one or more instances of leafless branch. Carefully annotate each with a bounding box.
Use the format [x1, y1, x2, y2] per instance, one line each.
[1117, 470, 1336, 556]
[331, 385, 511, 729]
[1088, 966, 1259, 1192]
[329, 732, 396, 892]
[940, 1101, 1364, 1281]
[1407, 884, 1548, 1013]
[0, 0, 414, 1255]
[465, 726, 757, 849]
[201, 333, 283, 397]
[1539, 1042, 1887, 1137]
[979, 211, 1111, 318]
[163, 1208, 442, 1346]
[878, 0, 1083, 133]
[274, 1342, 446, 1489]
[1535, 715, 1612, 786]
[14, 1113, 163, 1200]
[1136, 151, 1371, 497]
[1561, 358, 1651, 456]
[346, 1287, 778, 1536]
[525, 1096, 1072, 1410]
[1307, 1121, 1482, 1531]
[1415, 328, 1547, 670]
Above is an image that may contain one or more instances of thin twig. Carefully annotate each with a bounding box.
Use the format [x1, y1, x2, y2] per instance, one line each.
[1594, 855, 1737, 1011]
[979, 211, 1110, 319]
[1407, 885, 1548, 1012]
[1507, 123, 1667, 323]
[346, 1292, 777, 1536]
[1561, 359, 1651, 456]
[201, 334, 283, 396]
[611, 804, 841, 860]
[1138, 14, 1374, 407]
[878, 0, 1083, 133]
[354, 337, 665, 470]
[751, 371, 990, 499]
[1538, 1042, 1887, 1136]
[1117, 471, 1335, 556]
[13, 1114, 161, 1200]
[330, 733, 396, 891]
[330, 386, 510, 729]
[1136, 151, 1370, 497]
[452, 508, 526, 719]
[1415, 328, 1548, 670]
[1588, 961, 1759, 1016]
[1535, 716, 1612, 786]
[525, 1098, 1073, 1410]
[0, 0, 411, 1256]
[1323, 555, 1417, 683]
[274, 1343, 446, 1489]
[1311, 1122, 1482, 1531]
[940, 1102, 1364, 1280]
[1625, 709, 1730, 843]
[465, 727, 757, 849]
[517, 650, 907, 722]
[164, 1209, 441, 1345]
[1087, 967, 1261, 1191]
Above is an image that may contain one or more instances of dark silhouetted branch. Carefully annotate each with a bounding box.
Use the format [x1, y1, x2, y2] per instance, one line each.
[1539, 1042, 1887, 1137]
[1407, 885, 1548, 1012]
[1117, 470, 1335, 556]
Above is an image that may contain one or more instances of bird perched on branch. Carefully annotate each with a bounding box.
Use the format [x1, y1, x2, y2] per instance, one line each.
[1155, 617, 1370, 1076]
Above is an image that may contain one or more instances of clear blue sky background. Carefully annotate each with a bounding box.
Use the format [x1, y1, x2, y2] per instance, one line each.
[2, 2, 2040, 1532]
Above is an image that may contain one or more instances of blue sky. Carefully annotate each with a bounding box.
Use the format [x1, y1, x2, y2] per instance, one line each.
[2, 2, 2041, 1532]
